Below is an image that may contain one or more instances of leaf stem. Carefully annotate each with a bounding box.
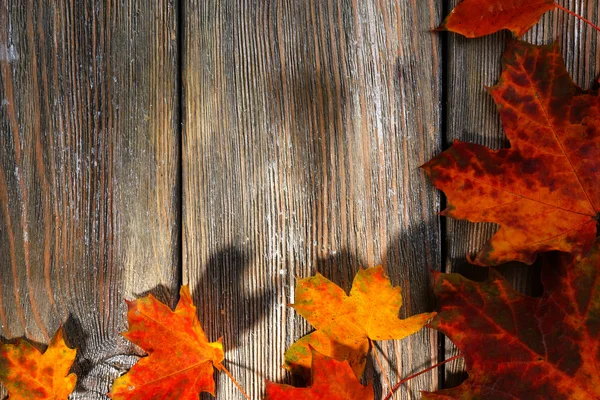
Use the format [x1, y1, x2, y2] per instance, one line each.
[383, 354, 463, 400]
[220, 363, 252, 400]
[554, 2, 600, 33]
[371, 340, 397, 400]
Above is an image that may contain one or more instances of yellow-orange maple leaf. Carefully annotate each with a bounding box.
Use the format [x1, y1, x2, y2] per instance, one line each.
[108, 286, 224, 399]
[285, 266, 435, 377]
[0, 327, 77, 400]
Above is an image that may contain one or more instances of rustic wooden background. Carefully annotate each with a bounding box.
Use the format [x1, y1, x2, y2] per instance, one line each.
[0, 1, 597, 399]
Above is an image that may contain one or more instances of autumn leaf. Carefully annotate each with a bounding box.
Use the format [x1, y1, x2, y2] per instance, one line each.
[284, 266, 435, 377]
[422, 40, 600, 266]
[266, 350, 374, 400]
[423, 239, 600, 399]
[108, 286, 225, 399]
[0, 327, 76, 400]
[438, 0, 555, 38]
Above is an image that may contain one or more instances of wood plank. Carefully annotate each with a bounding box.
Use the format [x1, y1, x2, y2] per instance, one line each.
[443, 0, 600, 388]
[183, 1, 442, 398]
[0, 1, 179, 397]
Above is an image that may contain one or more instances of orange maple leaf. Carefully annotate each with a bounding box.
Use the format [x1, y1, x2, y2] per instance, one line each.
[438, 0, 555, 38]
[266, 350, 374, 400]
[422, 41, 600, 266]
[108, 286, 224, 399]
[284, 266, 435, 377]
[0, 327, 77, 400]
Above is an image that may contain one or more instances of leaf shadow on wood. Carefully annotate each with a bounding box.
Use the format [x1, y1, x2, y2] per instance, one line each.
[0, 334, 33, 347]
[195, 245, 274, 399]
[136, 283, 178, 310]
[193, 245, 274, 351]
[63, 315, 93, 387]
[451, 257, 542, 295]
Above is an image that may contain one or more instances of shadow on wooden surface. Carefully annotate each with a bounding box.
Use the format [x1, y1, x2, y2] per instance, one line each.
[135, 284, 179, 310]
[0, 334, 36, 347]
[193, 245, 274, 351]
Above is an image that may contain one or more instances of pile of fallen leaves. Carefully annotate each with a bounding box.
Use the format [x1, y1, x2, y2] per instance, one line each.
[1, 1, 599, 399]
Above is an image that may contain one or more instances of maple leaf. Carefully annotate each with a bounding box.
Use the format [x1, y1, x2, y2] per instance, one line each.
[284, 266, 435, 377]
[422, 40, 600, 266]
[108, 286, 224, 399]
[266, 350, 374, 400]
[423, 239, 600, 399]
[0, 327, 76, 400]
[438, 0, 555, 38]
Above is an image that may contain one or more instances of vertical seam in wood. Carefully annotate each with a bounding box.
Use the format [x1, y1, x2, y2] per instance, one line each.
[438, 0, 450, 390]
[176, 0, 185, 293]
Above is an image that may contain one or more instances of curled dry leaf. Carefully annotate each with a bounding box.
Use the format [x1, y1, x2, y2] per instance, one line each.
[0, 327, 77, 400]
[424, 239, 600, 399]
[438, 0, 555, 38]
[108, 286, 224, 399]
[284, 266, 435, 377]
[266, 350, 373, 400]
[423, 41, 600, 266]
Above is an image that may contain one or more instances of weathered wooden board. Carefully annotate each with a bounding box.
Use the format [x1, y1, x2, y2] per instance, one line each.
[183, 1, 442, 398]
[0, 1, 179, 398]
[443, 0, 600, 388]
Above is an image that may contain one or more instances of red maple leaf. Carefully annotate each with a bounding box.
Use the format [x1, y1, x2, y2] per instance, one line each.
[438, 0, 555, 37]
[266, 350, 374, 400]
[424, 240, 600, 399]
[108, 286, 224, 399]
[422, 40, 600, 266]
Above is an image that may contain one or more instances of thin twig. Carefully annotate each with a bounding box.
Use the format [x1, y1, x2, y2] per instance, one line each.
[554, 2, 600, 33]
[220, 363, 252, 400]
[383, 354, 463, 400]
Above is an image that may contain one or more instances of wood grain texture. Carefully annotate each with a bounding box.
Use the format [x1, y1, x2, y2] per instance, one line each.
[443, 0, 600, 388]
[183, 1, 442, 398]
[0, 1, 179, 398]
